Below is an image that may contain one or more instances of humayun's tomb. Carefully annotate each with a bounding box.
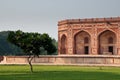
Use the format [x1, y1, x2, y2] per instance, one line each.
[58, 17, 120, 55]
[1, 17, 120, 66]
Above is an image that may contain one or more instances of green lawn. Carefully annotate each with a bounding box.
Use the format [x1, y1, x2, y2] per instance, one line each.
[0, 65, 120, 80]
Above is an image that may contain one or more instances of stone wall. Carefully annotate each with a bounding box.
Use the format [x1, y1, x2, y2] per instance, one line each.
[1, 55, 120, 66]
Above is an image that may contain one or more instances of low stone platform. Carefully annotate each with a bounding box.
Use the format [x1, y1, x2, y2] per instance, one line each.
[1, 55, 120, 66]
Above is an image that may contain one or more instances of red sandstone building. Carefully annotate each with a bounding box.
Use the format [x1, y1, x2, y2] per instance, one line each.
[58, 17, 120, 55]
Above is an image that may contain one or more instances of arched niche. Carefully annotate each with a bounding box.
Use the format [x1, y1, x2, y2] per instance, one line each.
[98, 30, 116, 55]
[74, 31, 91, 54]
[60, 35, 67, 54]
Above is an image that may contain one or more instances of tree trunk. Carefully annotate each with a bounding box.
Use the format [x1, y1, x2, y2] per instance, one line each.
[28, 55, 34, 73]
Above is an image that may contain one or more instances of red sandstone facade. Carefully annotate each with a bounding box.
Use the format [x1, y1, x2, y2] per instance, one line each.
[58, 17, 120, 55]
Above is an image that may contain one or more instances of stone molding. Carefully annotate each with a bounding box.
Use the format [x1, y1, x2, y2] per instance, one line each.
[58, 17, 120, 26]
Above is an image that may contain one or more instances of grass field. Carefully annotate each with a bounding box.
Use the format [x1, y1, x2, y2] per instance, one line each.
[0, 65, 120, 80]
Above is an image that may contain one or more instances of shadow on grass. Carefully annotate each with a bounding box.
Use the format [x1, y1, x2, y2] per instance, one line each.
[0, 71, 120, 80]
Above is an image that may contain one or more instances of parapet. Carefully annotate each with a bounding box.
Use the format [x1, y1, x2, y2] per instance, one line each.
[58, 17, 120, 26]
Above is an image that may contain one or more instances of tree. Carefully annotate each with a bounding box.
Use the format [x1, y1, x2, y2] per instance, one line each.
[52, 39, 58, 55]
[0, 31, 23, 55]
[7, 30, 57, 72]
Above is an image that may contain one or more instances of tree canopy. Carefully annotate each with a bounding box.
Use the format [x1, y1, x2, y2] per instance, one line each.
[0, 31, 23, 55]
[8, 30, 57, 56]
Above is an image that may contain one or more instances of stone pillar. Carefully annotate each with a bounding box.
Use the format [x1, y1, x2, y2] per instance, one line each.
[58, 31, 61, 55]
[91, 26, 98, 55]
[67, 26, 73, 55]
[117, 24, 120, 55]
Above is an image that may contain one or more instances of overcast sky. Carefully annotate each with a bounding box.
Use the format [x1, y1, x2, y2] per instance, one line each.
[0, 0, 120, 40]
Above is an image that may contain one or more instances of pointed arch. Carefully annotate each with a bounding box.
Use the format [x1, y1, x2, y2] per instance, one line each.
[98, 30, 117, 55]
[60, 34, 67, 54]
[98, 29, 117, 36]
[74, 31, 91, 54]
[74, 30, 92, 37]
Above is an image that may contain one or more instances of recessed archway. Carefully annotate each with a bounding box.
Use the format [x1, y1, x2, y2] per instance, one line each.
[98, 30, 116, 55]
[74, 31, 91, 54]
[60, 35, 67, 54]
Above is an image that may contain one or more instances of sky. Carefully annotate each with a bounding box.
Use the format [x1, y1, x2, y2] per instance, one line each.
[0, 0, 120, 40]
